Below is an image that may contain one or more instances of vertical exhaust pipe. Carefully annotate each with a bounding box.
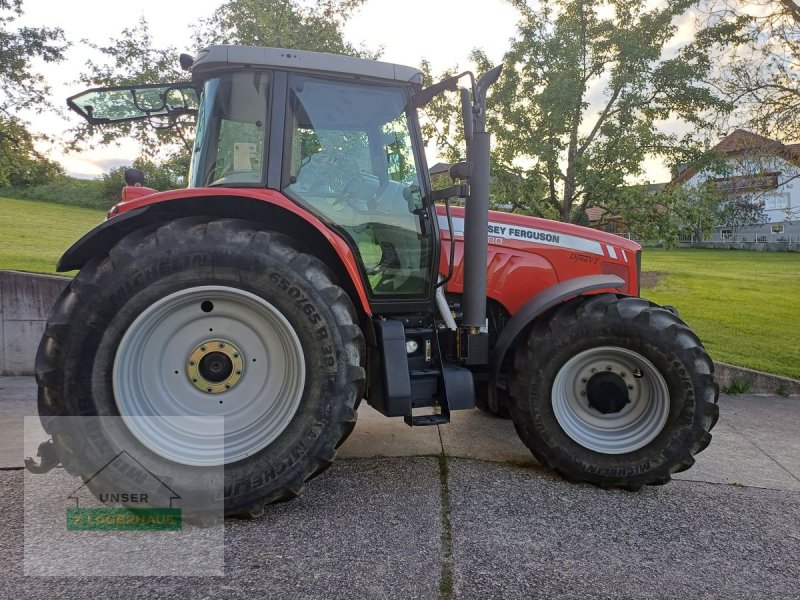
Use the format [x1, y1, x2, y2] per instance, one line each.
[461, 65, 502, 330]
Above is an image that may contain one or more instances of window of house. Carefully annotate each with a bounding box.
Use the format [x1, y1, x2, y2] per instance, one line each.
[764, 194, 791, 211]
[721, 228, 732, 240]
[771, 223, 785, 234]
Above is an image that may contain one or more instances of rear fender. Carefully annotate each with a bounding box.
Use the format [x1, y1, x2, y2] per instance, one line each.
[57, 193, 372, 315]
[488, 274, 625, 411]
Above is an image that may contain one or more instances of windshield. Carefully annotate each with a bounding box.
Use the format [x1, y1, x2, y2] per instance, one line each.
[284, 76, 432, 300]
[189, 71, 270, 187]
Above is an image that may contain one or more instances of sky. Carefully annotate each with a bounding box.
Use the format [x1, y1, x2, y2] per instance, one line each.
[16, 0, 675, 182]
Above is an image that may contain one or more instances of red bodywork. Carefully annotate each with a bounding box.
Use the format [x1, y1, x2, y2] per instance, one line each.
[111, 188, 641, 318]
[436, 206, 641, 315]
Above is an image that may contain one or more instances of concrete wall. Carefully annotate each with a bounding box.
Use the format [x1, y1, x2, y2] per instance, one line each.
[714, 362, 800, 396]
[0, 271, 69, 376]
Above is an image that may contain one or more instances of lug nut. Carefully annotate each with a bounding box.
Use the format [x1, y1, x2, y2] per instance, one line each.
[219, 343, 225, 348]
[628, 385, 634, 390]
[201, 346, 206, 352]
[606, 366, 612, 371]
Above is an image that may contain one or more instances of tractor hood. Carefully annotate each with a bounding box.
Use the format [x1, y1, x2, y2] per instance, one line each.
[436, 205, 641, 256]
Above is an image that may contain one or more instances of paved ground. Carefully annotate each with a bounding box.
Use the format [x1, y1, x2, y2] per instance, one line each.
[1, 377, 798, 598]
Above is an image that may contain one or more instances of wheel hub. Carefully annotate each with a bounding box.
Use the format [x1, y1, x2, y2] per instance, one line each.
[551, 346, 671, 454]
[187, 339, 244, 394]
[586, 371, 630, 414]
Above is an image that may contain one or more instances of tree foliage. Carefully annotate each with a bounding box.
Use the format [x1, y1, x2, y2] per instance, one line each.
[195, 0, 376, 58]
[478, 0, 729, 223]
[70, 0, 375, 179]
[419, 60, 554, 216]
[701, 0, 800, 141]
[0, 117, 63, 186]
[616, 182, 724, 246]
[717, 190, 769, 236]
[68, 16, 191, 158]
[0, 0, 67, 186]
[101, 155, 188, 203]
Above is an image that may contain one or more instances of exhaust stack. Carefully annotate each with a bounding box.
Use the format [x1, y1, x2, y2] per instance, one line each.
[460, 65, 502, 330]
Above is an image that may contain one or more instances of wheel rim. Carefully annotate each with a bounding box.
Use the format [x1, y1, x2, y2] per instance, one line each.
[551, 346, 670, 454]
[113, 285, 306, 466]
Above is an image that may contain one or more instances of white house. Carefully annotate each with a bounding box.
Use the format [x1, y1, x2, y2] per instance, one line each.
[672, 129, 800, 240]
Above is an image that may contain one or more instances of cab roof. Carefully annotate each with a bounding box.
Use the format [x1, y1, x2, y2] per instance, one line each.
[191, 46, 424, 87]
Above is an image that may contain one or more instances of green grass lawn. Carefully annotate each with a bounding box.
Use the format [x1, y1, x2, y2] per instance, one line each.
[641, 248, 800, 379]
[0, 197, 105, 275]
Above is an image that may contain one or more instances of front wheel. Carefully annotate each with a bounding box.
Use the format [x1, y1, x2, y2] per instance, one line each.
[508, 294, 719, 489]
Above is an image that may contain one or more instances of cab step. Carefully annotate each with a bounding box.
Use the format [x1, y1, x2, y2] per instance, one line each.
[404, 414, 449, 427]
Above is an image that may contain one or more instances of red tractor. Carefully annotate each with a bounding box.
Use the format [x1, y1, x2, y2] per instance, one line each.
[33, 46, 718, 517]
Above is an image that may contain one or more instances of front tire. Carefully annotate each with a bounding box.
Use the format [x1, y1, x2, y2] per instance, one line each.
[36, 218, 365, 517]
[508, 294, 719, 489]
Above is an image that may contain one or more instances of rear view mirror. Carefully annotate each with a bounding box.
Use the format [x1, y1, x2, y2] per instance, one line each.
[67, 83, 199, 125]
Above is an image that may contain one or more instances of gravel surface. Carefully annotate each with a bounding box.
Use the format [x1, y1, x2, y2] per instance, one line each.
[0, 458, 442, 599]
[447, 458, 800, 600]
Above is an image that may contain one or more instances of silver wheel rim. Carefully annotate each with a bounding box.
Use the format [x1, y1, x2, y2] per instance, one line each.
[551, 346, 670, 454]
[113, 285, 306, 466]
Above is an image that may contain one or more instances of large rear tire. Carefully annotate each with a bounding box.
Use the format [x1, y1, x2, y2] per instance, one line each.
[36, 218, 365, 517]
[508, 294, 718, 489]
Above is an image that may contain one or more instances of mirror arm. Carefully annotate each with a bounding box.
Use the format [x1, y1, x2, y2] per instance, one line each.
[429, 184, 470, 203]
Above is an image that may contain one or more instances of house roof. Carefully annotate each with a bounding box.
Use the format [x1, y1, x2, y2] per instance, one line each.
[429, 162, 451, 175]
[585, 206, 607, 222]
[671, 129, 800, 185]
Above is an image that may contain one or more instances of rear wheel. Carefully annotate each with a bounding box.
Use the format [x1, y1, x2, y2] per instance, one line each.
[508, 294, 718, 489]
[36, 218, 366, 517]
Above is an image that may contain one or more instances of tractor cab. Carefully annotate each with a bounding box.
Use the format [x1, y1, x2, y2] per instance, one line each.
[69, 47, 448, 305]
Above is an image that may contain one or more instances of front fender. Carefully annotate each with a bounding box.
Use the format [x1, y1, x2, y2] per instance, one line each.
[488, 274, 625, 411]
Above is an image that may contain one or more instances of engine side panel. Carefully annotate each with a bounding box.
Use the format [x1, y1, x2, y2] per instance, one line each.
[437, 206, 641, 315]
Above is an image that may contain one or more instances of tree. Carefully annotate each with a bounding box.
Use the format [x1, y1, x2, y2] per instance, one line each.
[419, 61, 553, 216]
[195, 0, 376, 58]
[717, 193, 769, 238]
[68, 16, 191, 158]
[617, 181, 724, 246]
[701, 0, 800, 141]
[101, 155, 187, 203]
[0, 117, 63, 186]
[71, 1, 375, 176]
[474, 0, 729, 223]
[0, 0, 67, 186]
